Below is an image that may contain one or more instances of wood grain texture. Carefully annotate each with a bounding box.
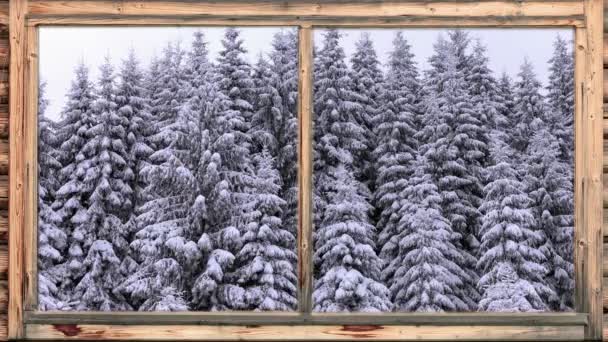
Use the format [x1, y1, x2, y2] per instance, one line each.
[582, 0, 604, 339]
[24, 324, 586, 341]
[26, 0, 585, 18]
[575, 27, 587, 313]
[23, 25, 37, 312]
[298, 25, 313, 315]
[23, 312, 589, 326]
[25, 15, 586, 27]
[8, 0, 26, 339]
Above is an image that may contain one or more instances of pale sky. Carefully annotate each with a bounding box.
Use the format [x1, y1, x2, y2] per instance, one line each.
[40, 27, 573, 121]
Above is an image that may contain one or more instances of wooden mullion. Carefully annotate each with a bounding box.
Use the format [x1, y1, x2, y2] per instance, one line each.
[574, 27, 586, 315]
[298, 24, 313, 315]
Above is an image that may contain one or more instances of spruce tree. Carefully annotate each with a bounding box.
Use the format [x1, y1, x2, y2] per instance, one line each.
[228, 148, 298, 311]
[313, 29, 387, 312]
[52, 62, 97, 301]
[546, 35, 574, 164]
[477, 140, 548, 312]
[123, 43, 199, 310]
[69, 57, 134, 310]
[38, 81, 67, 310]
[250, 30, 299, 240]
[191, 28, 256, 311]
[349, 32, 384, 187]
[374, 32, 421, 286]
[313, 164, 391, 312]
[416, 40, 481, 310]
[524, 127, 573, 310]
[388, 155, 471, 312]
[511, 59, 546, 155]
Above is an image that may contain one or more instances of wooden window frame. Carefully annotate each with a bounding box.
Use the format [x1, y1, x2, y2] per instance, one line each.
[7, 0, 603, 340]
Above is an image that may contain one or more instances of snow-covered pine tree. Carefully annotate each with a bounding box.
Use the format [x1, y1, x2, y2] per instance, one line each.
[466, 39, 497, 136]
[115, 48, 154, 217]
[312, 29, 386, 312]
[123, 43, 199, 311]
[38, 81, 68, 310]
[51, 61, 97, 301]
[416, 38, 481, 310]
[250, 30, 299, 239]
[388, 155, 471, 312]
[477, 139, 548, 312]
[313, 163, 391, 312]
[349, 32, 384, 188]
[313, 28, 366, 230]
[511, 59, 546, 155]
[524, 125, 573, 310]
[373, 31, 422, 287]
[492, 72, 517, 147]
[68, 56, 134, 310]
[227, 148, 297, 311]
[546, 35, 574, 164]
[191, 28, 257, 311]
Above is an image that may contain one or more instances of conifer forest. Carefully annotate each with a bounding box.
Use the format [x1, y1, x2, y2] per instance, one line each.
[38, 27, 575, 313]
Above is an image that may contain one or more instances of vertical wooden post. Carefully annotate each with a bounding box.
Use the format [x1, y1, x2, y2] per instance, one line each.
[24, 25, 37, 312]
[582, 0, 603, 339]
[573, 27, 586, 315]
[298, 24, 313, 314]
[8, 0, 27, 339]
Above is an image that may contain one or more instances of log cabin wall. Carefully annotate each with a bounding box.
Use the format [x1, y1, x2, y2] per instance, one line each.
[0, 0, 600, 341]
[604, 0, 608, 340]
[0, 0, 8, 340]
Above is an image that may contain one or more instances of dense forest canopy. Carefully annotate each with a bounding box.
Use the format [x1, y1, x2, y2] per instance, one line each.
[38, 28, 574, 313]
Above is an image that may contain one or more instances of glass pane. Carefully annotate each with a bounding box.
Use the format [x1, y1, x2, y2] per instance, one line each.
[312, 28, 574, 313]
[38, 26, 299, 311]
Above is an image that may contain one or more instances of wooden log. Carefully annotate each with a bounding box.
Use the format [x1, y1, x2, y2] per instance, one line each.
[0, 314, 7, 341]
[24, 324, 585, 341]
[27, 0, 585, 18]
[0, 280, 7, 313]
[604, 69, 608, 102]
[0, 245, 8, 280]
[603, 277, 608, 312]
[0, 210, 7, 243]
[604, 36, 608, 65]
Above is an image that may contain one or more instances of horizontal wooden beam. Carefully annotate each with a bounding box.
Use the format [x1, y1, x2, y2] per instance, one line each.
[26, 15, 585, 27]
[24, 312, 588, 326]
[24, 323, 586, 341]
[26, 0, 585, 19]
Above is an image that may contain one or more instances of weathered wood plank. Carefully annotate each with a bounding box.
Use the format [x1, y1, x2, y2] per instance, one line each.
[298, 25, 313, 315]
[582, 0, 604, 339]
[574, 27, 587, 312]
[24, 324, 585, 341]
[9, 0, 27, 338]
[23, 312, 588, 326]
[26, 0, 585, 18]
[25, 15, 585, 27]
[23, 25, 38, 311]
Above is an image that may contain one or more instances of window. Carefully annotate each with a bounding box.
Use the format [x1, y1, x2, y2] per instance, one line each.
[9, 1, 603, 340]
